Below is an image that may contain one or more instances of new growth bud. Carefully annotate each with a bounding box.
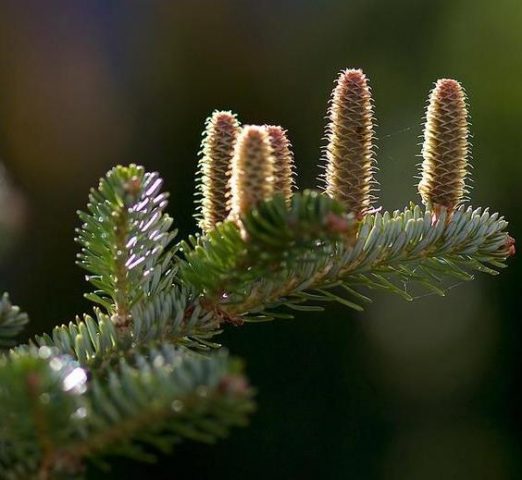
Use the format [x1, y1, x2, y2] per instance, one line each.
[265, 125, 295, 205]
[323, 68, 377, 217]
[229, 126, 275, 221]
[196, 110, 240, 233]
[418, 79, 470, 215]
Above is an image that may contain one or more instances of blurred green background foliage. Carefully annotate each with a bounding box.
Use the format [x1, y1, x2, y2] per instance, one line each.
[0, 1, 521, 478]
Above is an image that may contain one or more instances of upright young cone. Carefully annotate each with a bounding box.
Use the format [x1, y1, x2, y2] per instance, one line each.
[323, 68, 376, 217]
[229, 125, 275, 221]
[265, 125, 295, 205]
[418, 79, 469, 214]
[196, 110, 240, 232]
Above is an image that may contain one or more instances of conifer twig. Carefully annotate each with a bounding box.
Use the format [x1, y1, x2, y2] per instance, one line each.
[0, 67, 514, 480]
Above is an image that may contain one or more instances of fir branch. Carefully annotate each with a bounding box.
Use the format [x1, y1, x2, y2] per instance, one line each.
[76, 165, 176, 328]
[16, 310, 122, 370]
[130, 287, 222, 349]
[180, 191, 512, 319]
[0, 66, 515, 480]
[1, 346, 252, 477]
[55, 348, 252, 466]
[0, 348, 88, 479]
[0, 293, 29, 349]
[16, 287, 222, 374]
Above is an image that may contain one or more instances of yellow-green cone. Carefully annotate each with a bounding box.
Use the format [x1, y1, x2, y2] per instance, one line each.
[418, 79, 469, 215]
[196, 110, 240, 233]
[265, 125, 295, 205]
[323, 68, 377, 217]
[229, 125, 275, 222]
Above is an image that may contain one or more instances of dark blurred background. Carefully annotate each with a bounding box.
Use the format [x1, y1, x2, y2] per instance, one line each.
[0, 1, 521, 479]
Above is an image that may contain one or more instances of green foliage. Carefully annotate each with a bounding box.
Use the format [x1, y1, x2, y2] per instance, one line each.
[18, 310, 121, 369]
[130, 288, 222, 349]
[0, 159, 512, 478]
[180, 192, 510, 320]
[76, 347, 252, 462]
[0, 348, 88, 478]
[0, 166, 254, 479]
[0, 345, 252, 478]
[16, 289, 221, 372]
[76, 165, 177, 325]
[0, 293, 29, 348]
[180, 191, 353, 294]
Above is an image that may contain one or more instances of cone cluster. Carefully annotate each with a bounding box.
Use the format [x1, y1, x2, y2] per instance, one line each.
[194, 69, 472, 232]
[195, 115, 295, 232]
